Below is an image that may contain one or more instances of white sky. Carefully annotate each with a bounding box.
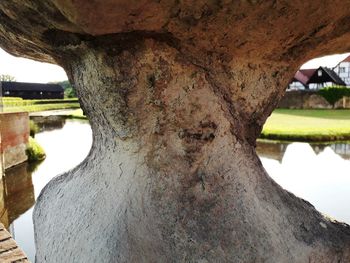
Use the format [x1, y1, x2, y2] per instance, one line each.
[301, 52, 350, 69]
[0, 48, 350, 83]
[0, 48, 67, 83]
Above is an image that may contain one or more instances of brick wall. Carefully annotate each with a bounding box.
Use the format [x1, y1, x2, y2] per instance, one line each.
[278, 90, 350, 109]
[0, 112, 29, 169]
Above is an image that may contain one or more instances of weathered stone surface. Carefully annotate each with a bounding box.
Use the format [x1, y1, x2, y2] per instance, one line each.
[1, 1, 350, 262]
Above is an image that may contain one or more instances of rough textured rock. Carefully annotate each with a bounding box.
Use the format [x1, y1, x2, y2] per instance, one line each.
[1, 1, 350, 262]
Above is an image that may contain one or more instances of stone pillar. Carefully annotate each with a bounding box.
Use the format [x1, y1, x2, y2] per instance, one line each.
[31, 35, 350, 262]
[0, 1, 350, 262]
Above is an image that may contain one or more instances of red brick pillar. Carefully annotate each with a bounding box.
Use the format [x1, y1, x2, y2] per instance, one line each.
[0, 112, 29, 169]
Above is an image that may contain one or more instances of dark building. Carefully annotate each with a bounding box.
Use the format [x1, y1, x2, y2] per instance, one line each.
[1, 81, 64, 99]
[288, 66, 346, 90]
[307, 67, 346, 89]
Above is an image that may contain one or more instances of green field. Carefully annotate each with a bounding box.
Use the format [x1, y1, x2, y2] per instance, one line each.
[2, 97, 80, 113]
[261, 109, 350, 141]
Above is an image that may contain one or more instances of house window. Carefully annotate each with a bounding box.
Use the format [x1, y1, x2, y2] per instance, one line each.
[318, 70, 322, 76]
[340, 67, 346, 73]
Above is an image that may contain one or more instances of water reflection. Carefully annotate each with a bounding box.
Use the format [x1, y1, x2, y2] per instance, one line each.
[256, 141, 289, 162]
[257, 140, 350, 225]
[257, 140, 350, 162]
[329, 144, 350, 160]
[0, 119, 92, 261]
[1, 163, 38, 229]
[30, 116, 66, 132]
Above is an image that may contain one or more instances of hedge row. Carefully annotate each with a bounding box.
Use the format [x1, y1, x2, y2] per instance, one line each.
[317, 86, 350, 107]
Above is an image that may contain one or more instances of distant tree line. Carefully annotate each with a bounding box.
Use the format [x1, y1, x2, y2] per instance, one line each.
[53, 80, 77, 98]
[0, 74, 16, 81]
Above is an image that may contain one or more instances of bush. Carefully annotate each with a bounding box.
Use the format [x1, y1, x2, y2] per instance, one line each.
[29, 120, 39, 137]
[26, 137, 46, 162]
[64, 86, 77, 98]
[53, 80, 77, 98]
[317, 86, 350, 107]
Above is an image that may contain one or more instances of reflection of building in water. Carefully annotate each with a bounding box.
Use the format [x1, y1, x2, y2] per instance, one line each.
[330, 144, 350, 160]
[256, 141, 290, 162]
[258, 141, 350, 162]
[30, 116, 66, 132]
[310, 143, 350, 159]
[0, 177, 8, 228]
[0, 163, 35, 229]
[311, 144, 328, 155]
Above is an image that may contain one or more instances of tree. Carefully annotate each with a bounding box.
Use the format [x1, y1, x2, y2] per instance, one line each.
[0, 74, 16, 82]
[64, 86, 76, 98]
[51, 80, 77, 98]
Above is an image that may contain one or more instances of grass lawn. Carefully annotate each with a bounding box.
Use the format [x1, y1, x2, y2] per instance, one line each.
[4, 103, 81, 113]
[2, 97, 80, 113]
[261, 109, 350, 141]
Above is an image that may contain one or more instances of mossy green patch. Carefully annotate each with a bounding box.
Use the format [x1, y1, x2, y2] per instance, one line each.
[26, 137, 46, 162]
[29, 120, 39, 137]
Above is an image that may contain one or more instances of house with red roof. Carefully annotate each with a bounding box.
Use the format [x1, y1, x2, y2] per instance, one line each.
[288, 69, 316, 90]
[288, 66, 346, 90]
[333, 55, 350, 86]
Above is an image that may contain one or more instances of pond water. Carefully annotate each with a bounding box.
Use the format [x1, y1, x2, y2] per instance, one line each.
[1, 119, 350, 261]
[0, 118, 92, 261]
[257, 140, 350, 225]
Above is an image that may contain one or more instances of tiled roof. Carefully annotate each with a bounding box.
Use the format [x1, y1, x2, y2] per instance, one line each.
[293, 68, 316, 85]
[293, 67, 346, 86]
[341, 55, 350, 63]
